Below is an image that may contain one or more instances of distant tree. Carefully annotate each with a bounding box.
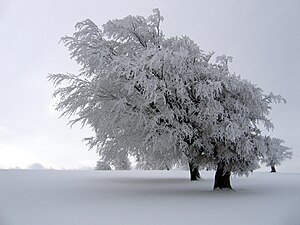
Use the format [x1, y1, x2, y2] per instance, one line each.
[112, 151, 131, 170]
[135, 150, 173, 170]
[95, 160, 112, 170]
[262, 137, 292, 173]
[49, 9, 289, 190]
[27, 163, 46, 170]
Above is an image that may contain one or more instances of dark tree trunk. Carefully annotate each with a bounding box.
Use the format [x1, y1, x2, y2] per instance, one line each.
[189, 162, 201, 181]
[271, 166, 276, 173]
[213, 162, 232, 190]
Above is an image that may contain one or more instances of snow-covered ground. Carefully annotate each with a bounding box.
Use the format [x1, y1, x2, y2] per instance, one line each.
[0, 170, 299, 225]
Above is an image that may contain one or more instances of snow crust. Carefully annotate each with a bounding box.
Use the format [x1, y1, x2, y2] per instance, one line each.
[0, 170, 299, 225]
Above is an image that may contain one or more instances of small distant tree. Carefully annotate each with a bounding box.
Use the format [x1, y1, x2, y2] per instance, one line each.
[112, 151, 131, 170]
[95, 160, 112, 170]
[135, 150, 174, 170]
[262, 136, 292, 173]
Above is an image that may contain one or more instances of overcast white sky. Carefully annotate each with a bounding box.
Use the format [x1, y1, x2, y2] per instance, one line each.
[0, 0, 299, 171]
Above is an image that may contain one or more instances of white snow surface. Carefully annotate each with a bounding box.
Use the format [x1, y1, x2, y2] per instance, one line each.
[0, 170, 299, 225]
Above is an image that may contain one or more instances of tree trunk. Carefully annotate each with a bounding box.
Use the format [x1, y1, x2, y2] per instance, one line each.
[270, 166, 276, 173]
[189, 162, 201, 181]
[213, 162, 232, 190]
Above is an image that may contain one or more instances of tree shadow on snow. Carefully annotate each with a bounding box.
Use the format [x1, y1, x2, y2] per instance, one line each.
[102, 176, 226, 198]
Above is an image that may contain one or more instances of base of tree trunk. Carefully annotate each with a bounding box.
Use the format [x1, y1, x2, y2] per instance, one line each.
[213, 162, 232, 189]
[189, 162, 201, 181]
[270, 166, 276, 173]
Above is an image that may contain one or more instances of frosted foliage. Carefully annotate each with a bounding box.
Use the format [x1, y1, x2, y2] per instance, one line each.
[262, 137, 292, 168]
[49, 9, 288, 176]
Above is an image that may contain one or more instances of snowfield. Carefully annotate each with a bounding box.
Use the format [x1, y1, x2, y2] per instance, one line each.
[0, 170, 299, 225]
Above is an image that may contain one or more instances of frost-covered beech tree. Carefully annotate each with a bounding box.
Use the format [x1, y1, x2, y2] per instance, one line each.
[201, 59, 287, 189]
[48, 9, 220, 179]
[49, 9, 289, 190]
[262, 136, 292, 173]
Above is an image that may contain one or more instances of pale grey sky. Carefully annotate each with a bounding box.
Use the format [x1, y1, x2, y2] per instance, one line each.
[0, 0, 299, 171]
